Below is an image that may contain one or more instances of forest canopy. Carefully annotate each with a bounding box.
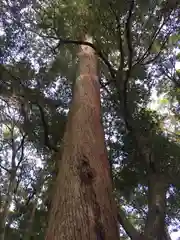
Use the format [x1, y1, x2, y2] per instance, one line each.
[0, 0, 180, 239]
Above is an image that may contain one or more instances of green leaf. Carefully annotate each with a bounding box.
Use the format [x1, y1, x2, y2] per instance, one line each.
[169, 34, 180, 46]
[159, 98, 169, 105]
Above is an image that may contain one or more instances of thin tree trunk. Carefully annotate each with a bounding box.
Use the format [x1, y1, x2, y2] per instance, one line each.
[24, 199, 37, 240]
[164, 227, 172, 240]
[45, 36, 119, 240]
[0, 171, 16, 240]
[24, 169, 44, 240]
[144, 173, 168, 240]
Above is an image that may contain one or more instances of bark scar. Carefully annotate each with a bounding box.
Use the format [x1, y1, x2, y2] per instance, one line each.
[78, 156, 105, 239]
[79, 156, 96, 185]
[94, 220, 105, 240]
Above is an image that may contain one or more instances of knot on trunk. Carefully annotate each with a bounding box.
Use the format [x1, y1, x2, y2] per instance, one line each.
[79, 156, 96, 185]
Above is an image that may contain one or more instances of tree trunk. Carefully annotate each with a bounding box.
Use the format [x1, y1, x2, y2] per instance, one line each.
[24, 199, 37, 240]
[144, 173, 168, 240]
[0, 171, 16, 240]
[45, 37, 119, 240]
[24, 169, 44, 240]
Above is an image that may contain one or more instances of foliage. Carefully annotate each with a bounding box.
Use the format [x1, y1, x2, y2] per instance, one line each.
[0, 0, 180, 239]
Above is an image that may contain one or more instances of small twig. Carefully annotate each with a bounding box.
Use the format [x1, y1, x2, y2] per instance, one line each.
[134, 18, 166, 66]
[0, 164, 10, 173]
[16, 135, 26, 170]
[143, 36, 168, 65]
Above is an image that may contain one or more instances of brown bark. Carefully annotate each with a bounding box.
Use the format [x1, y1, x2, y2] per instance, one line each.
[45, 38, 119, 240]
[144, 174, 168, 240]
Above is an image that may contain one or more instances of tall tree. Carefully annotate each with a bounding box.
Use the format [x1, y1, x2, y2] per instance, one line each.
[0, 121, 26, 240]
[45, 36, 120, 239]
[1, 0, 180, 239]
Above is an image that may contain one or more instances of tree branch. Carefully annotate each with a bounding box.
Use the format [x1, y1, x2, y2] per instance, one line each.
[15, 133, 26, 155]
[16, 135, 26, 170]
[122, 0, 135, 132]
[54, 38, 116, 78]
[0, 164, 10, 173]
[34, 30, 116, 79]
[134, 18, 167, 66]
[108, 2, 124, 72]
[143, 39, 167, 65]
[36, 103, 58, 152]
[117, 206, 140, 240]
[160, 63, 180, 88]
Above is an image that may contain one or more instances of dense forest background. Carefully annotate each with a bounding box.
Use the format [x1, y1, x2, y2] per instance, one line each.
[0, 0, 180, 239]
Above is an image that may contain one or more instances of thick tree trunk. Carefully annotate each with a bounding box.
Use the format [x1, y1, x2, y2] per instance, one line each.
[144, 174, 168, 240]
[45, 38, 119, 240]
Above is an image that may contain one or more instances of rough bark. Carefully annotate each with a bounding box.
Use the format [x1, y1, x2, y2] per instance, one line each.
[144, 174, 168, 240]
[45, 38, 119, 240]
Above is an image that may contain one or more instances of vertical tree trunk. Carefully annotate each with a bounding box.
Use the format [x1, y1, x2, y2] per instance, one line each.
[144, 174, 168, 240]
[24, 169, 44, 240]
[24, 199, 37, 240]
[45, 37, 119, 240]
[0, 171, 16, 240]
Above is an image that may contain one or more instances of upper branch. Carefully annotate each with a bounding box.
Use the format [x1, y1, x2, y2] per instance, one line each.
[122, 0, 135, 131]
[36, 103, 58, 152]
[54, 38, 116, 78]
[108, 2, 124, 72]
